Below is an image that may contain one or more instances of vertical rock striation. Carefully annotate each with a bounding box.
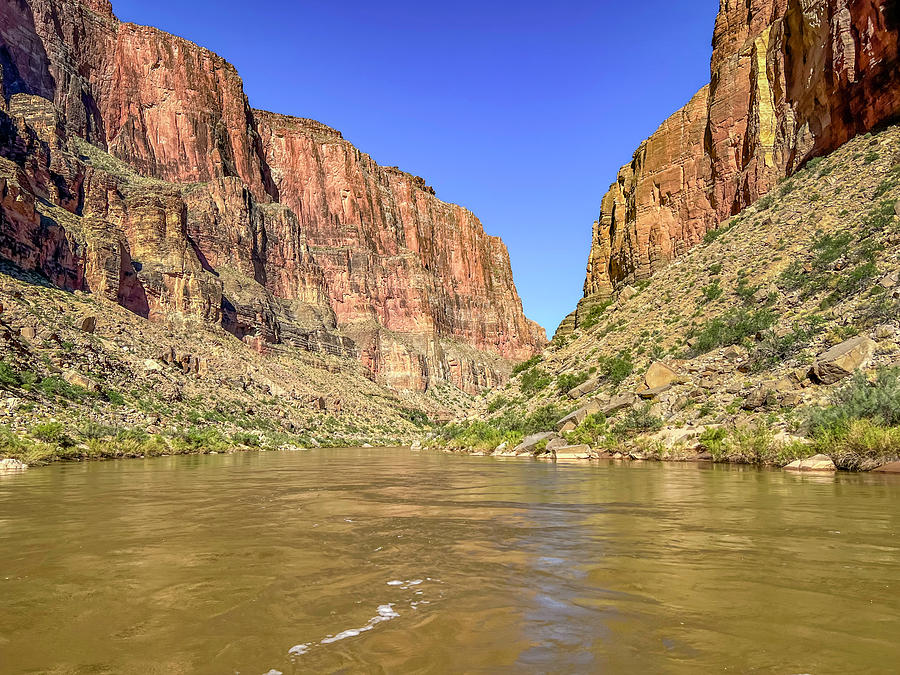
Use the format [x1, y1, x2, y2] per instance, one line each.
[578, 0, 900, 322]
[0, 0, 545, 392]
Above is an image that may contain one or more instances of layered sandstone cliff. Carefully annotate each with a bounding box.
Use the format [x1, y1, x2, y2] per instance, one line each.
[0, 0, 544, 392]
[577, 0, 900, 323]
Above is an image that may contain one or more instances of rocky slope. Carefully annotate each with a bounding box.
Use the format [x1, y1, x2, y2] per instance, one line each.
[451, 126, 900, 470]
[0, 0, 543, 396]
[574, 0, 900, 324]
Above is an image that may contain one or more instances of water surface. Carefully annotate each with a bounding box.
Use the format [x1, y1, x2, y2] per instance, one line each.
[1, 449, 898, 673]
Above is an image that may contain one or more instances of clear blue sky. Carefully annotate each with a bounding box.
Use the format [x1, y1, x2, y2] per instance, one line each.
[112, 0, 719, 334]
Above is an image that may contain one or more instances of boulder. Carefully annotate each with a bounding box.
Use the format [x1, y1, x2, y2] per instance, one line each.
[784, 454, 836, 472]
[556, 399, 602, 432]
[743, 383, 777, 410]
[879, 271, 899, 289]
[773, 377, 797, 393]
[410, 440, 422, 451]
[0, 458, 28, 471]
[779, 391, 805, 408]
[513, 432, 558, 455]
[639, 384, 671, 400]
[21, 326, 37, 341]
[873, 461, 900, 474]
[553, 445, 593, 460]
[63, 370, 94, 390]
[645, 362, 677, 389]
[721, 345, 746, 361]
[602, 393, 637, 416]
[619, 285, 638, 303]
[874, 325, 897, 340]
[546, 437, 568, 453]
[79, 316, 98, 333]
[810, 336, 876, 385]
[568, 377, 600, 400]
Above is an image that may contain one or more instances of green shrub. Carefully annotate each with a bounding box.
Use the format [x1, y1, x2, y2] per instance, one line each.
[703, 219, 738, 244]
[512, 356, 542, 377]
[556, 371, 589, 394]
[736, 278, 761, 304]
[0, 362, 22, 388]
[613, 405, 662, 437]
[520, 367, 551, 395]
[231, 431, 260, 447]
[522, 404, 569, 435]
[874, 177, 896, 198]
[687, 308, 777, 355]
[748, 315, 825, 371]
[567, 413, 610, 447]
[401, 408, 429, 427]
[700, 279, 723, 303]
[589, 350, 635, 387]
[37, 376, 91, 402]
[811, 419, 900, 470]
[30, 422, 74, 447]
[809, 369, 900, 434]
[487, 395, 510, 414]
[580, 299, 614, 330]
[105, 389, 126, 406]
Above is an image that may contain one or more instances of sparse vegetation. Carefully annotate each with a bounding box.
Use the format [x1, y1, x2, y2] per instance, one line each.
[512, 356, 542, 376]
[687, 308, 777, 355]
[520, 367, 552, 395]
[556, 371, 589, 394]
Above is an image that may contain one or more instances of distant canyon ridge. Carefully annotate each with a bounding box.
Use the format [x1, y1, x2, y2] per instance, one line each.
[0, 0, 545, 393]
[562, 0, 900, 334]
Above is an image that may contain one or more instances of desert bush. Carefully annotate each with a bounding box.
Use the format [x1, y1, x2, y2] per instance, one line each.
[613, 404, 662, 437]
[748, 315, 825, 371]
[487, 395, 510, 413]
[809, 369, 900, 433]
[556, 371, 589, 394]
[687, 308, 777, 355]
[700, 279, 724, 303]
[520, 367, 551, 395]
[30, 422, 74, 447]
[567, 413, 610, 447]
[580, 299, 614, 330]
[512, 356, 542, 377]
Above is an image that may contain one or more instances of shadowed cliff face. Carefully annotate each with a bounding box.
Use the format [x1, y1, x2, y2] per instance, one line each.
[0, 0, 545, 393]
[578, 0, 900, 321]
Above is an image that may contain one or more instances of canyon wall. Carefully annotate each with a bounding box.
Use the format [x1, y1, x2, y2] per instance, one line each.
[0, 0, 544, 392]
[577, 0, 900, 320]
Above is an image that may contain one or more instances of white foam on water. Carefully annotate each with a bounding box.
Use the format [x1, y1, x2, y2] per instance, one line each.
[386, 578, 424, 589]
[289, 584, 428, 659]
[263, 670, 284, 675]
[319, 603, 399, 645]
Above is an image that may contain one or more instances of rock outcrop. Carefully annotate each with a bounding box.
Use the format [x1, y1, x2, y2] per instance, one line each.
[0, 0, 544, 392]
[577, 0, 900, 321]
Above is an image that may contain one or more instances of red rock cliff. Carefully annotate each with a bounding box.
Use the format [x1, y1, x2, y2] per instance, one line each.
[0, 0, 544, 392]
[580, 0, 900, 315]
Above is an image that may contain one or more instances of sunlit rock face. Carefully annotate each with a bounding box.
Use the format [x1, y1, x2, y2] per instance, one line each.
[0, 0, 545, 392]
[579, 0, 900, 318]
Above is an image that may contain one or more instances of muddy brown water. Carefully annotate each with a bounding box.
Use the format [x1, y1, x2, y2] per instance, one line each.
[0, 448, 898, 674]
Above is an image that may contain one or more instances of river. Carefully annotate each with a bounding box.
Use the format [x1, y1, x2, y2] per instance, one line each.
[1, 448, 898, 673]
